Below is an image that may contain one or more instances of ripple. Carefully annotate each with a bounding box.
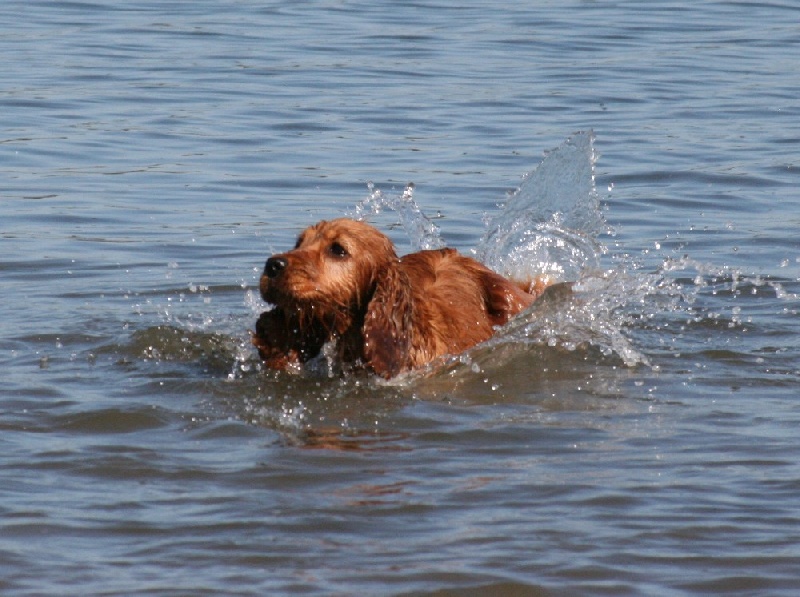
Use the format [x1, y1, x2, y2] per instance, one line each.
[56, 407, 171, 435]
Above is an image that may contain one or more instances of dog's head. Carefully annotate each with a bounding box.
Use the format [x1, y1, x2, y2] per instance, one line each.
[260, 218, 398, 317]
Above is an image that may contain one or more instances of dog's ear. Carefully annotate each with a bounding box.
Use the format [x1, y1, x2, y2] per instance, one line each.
[362, 262, 413, 378]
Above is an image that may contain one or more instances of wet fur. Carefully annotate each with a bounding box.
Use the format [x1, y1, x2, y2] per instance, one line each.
[253, 218, 548, 378]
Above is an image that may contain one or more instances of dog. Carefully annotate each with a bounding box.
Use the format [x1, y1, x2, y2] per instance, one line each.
[252, 218, 550, 378]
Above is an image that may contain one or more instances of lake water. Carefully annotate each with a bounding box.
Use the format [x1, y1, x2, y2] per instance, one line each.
[2, 1, 799, 595]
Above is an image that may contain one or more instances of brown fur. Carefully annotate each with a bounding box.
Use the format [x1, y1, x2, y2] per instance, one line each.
[253, 218, 547, 378]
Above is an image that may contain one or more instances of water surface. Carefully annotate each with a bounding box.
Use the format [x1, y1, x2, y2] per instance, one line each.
[2, 1, 799, 595]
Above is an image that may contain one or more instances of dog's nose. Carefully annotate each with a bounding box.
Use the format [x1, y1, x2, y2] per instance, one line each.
[264, 257, 288, 279]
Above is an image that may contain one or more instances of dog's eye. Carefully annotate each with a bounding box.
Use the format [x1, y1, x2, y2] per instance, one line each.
[294, 235, 304, 249]
[329, 242, 348, 258]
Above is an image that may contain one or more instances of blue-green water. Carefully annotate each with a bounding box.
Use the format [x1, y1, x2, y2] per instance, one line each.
[2, 1, 799, 595]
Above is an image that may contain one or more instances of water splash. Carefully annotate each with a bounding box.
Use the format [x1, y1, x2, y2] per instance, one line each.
[350, 181, 444, 251]
[504, 270, 682, 368]
[352, 131, 661, 370]
[478, 130, 606, 284]
[467, 131, 692, 369]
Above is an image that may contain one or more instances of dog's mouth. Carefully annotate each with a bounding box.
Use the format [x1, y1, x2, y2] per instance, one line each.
[261, 275, 302, 304]
[261, 270, 333, 308]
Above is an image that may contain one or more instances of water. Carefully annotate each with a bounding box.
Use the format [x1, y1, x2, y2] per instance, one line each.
[478, 130, 605, 283]
[2, 1, 800, 595]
